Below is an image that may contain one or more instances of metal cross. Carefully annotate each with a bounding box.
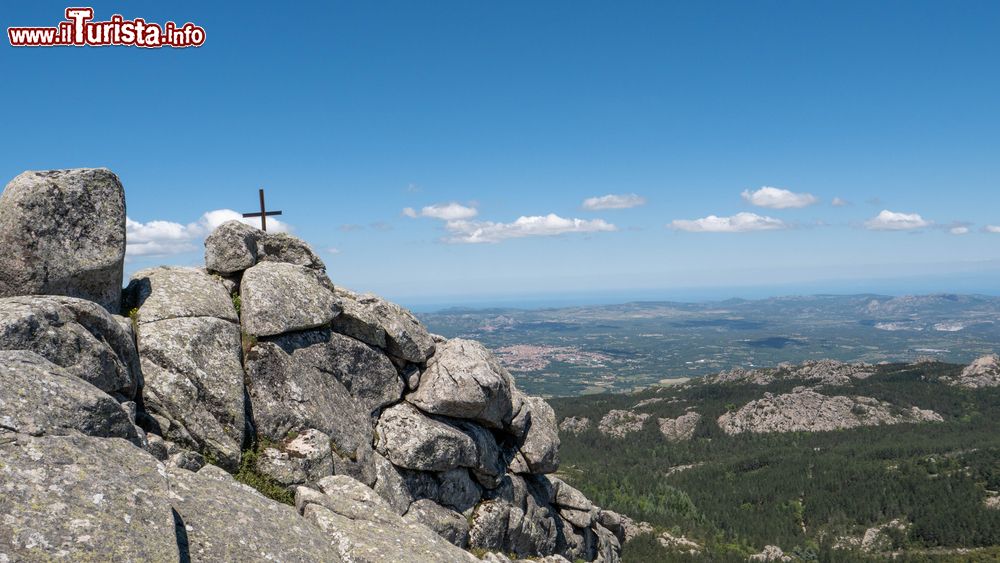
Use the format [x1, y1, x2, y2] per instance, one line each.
[242, 188, 282, 231]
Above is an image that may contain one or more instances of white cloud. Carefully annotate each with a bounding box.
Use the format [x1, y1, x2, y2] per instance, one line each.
[864, 210, 931, 231]
[326, 247, 341, 255]
[442, 214, 617, 244]
[985, 225, 1000, 233]
[403, 202, 478, 220]
[125, 209, 289, 257]
[581, 193, 646, 210]
[670, 212, 787, 233]
[831, 197, 851, 207]
[741, 186, 818, 209]
[950, 226, 969, 235]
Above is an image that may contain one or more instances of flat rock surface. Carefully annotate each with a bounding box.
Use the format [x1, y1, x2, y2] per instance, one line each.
[0, 433, 180, 562]
[168, 464, 337, 562]
[125, 266, 237, 323]
[240, 261, 340, 336]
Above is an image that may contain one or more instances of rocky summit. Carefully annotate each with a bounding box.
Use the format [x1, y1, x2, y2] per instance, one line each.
[0, 169, 619, 563]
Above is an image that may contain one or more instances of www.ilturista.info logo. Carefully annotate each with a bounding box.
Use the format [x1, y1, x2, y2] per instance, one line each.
[8, 7, 205, 48]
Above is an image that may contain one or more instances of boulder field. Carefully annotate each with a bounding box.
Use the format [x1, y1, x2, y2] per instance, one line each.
[0, 169, 622, 563]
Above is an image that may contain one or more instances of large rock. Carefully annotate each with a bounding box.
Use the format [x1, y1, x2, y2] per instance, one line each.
[265, 328, 403, 416]
[259, 232, 326, 270]
[168, 464, 336, 561]
[0, 433, 180, 561]
[375, 402, 477, 472]
[0, 350, 139, 443]
[408, 338, 514, 428]
[245, 339, 374, 481]
[124, 266, 237, 324]
[204, 220, 260, 275]
[0, 296, 140, 399]
[0, 168, 126, 312]
[404, 498, 471, 548]
[240, 261, 341, 336]
[332, 290, 434, 363]
[137, 316, 245, 470]
[947, 354, 1000, 388]
[296, 475, 476, 562]
[510, 395, 561, 474]
[255, 428, 335, 488]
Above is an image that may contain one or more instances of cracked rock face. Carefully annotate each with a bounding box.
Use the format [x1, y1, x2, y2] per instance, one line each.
[0, 350, 140, 443]
[717, 389, 943, 435]
[0, 168, 126, 312]
[240, 261, 341, 336]
[0, 296, 141, 399]
[408, 338, 514, 428]
[946, 354, 1000, 388]
[124, 266, 238, 324]
[136, 316, 246, 470]
[375, 402, 479, 472]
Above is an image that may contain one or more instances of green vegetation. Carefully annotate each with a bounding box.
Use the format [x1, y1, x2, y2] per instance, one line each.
[550, 363, 1000, 561]
[231, 292, 242, 316]
[233, 445, 295, 506]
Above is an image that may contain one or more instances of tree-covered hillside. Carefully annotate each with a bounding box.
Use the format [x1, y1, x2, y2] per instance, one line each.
[550, 362, 1000, 562]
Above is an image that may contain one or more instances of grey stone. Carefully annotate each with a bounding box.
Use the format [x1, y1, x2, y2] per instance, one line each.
[204, 220, 260, 275]
[0, 350, 139, 443]
[452, 419, 505, 488]
[0, 296, 140, 398]
[0, 433, 179, 561]
[266, 328, 403, 416]
[372, 451, 416, 514]
[240, 261, 341, 336]
[510, 395, 561, 474]
[404, 499, 471, 548]
[438, 468, 482, 513]
[331, 288, 388, 349]
[469, 474, 561, 558]
[375, 402, 477, 472]
[124, 266, 237, 324]
[296, 475, 476, 563]
[168, 464, 336, 561]
[137, 316, 245, 470]
[256, 428, 334, 487]
[167, 450, 206, 472]
[334, 291, 434, 362]
[548, 477, 594, 512]
[259, 232, 326, 270]
[0, 168, 125, 312]
[409, 338, 514, 428]
[658, 411, 702, 442]
[245, 339, 374, 482]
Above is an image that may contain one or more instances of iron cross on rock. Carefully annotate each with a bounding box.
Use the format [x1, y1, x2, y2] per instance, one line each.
[242, 188, 282, 231]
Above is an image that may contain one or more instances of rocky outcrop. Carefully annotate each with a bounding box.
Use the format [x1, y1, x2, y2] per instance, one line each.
[710, 359, 874, 387]
[0, 179, 619, 563]
[598, 410, 650, 438]
[717, 389, 943, 435]
[0, 169, 125, 312]
[0, 295, 141, 399]
[749, 545, 792, 561]
[126, 267, 245, 470]
[944, 354, 1000, 388]
[658, 531, 701, 554]
[559, 416, 591, 434]
[657, 411, 702, 442]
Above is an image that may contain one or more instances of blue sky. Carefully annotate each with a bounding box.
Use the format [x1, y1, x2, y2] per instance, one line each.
[3, 1, 999, 306]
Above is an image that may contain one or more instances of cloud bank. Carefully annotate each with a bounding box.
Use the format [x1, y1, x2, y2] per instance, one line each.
[582, 193, 646, 210]
[864, 210, 931, 231]
[741, 186, 818, 209]
[403, 202, 478, 220]
[670, 212, 786, 233]
[126, 209, 289, 257]
[443, 214, 617, 243]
